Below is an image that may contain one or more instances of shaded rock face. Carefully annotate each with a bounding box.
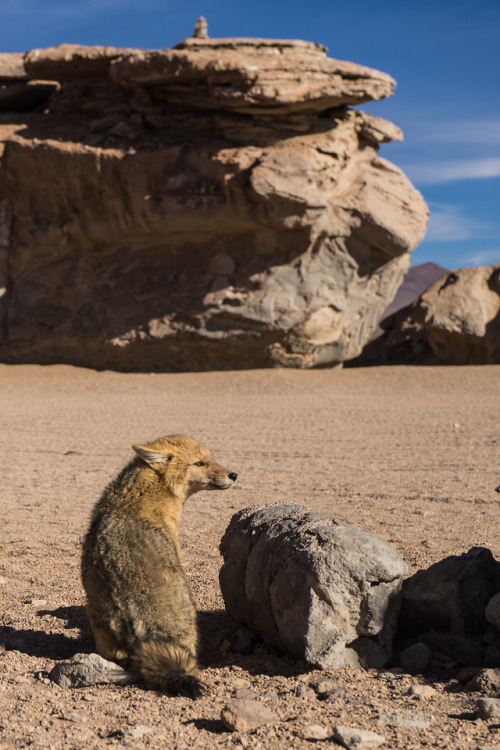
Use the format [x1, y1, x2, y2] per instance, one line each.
[0, 39, 428, 370]
[354, 264, 500, 366]
[219, 503, 408, 669]
[396, 547, 500, 668]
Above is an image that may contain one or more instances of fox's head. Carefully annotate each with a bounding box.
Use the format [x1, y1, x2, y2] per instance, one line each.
[132, 435, 237, 500]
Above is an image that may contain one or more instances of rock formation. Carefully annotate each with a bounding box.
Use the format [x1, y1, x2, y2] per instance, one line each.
[396, 547, 500, 669]
[353, 264, 500, 366]
[219, 503, 408, 669]
[0, 34, 428, 370]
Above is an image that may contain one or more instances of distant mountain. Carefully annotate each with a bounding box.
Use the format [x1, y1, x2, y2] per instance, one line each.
[369, 262, 449, 342]
[381, 262, 449, 322]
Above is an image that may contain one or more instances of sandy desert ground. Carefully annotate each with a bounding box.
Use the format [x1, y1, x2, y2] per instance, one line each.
[1, 363, 499, 749]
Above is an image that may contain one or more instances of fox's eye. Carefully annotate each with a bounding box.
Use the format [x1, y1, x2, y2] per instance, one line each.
[194, 461, 205, 467]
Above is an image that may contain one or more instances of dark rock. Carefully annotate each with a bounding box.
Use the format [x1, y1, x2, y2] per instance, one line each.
[219, 503, 408, 669]
[398, 642, 432, 675]
[398, 547, 500, 639]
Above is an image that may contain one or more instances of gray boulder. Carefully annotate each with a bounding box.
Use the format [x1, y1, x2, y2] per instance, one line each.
[219, 503, 408, 669]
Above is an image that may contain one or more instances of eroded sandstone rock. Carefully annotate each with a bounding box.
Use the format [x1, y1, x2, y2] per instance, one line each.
[354, 264, 500, 366]
[0, 36, 428, 370]
[219, 503, 408, 669]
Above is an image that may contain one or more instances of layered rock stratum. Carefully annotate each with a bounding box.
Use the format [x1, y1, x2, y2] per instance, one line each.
[0, 32, 428, 370]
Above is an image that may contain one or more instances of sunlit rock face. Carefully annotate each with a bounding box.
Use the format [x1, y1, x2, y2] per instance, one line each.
[0, 36, 428, 370]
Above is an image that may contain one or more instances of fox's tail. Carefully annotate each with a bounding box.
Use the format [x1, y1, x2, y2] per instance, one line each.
[133, 640, 205, 698]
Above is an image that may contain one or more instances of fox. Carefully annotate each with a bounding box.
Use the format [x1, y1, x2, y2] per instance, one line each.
[81, 435, 237, 698]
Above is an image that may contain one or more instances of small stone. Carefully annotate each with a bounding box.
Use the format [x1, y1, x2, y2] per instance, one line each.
[61, 709, 87, 723]
[408, 684, 437, 699]
[25, 598, 47, 607]
[260, 689, 278, 699]
[49, 652, 137, 688]
[227, 677, 251, 690]
[486, 594, 500, 630]
[298, 724, 330, 740]
[311, 678, 337, 695]
[221, 699, 278, 733]
[0, 576, 8, 585]
[333, 725, 385, 749]
[296, 684, 316, 700]
[124, 725, 152, 739]
[477, 697, 500, 722]
[398, 642, 431, 675]
[467, 668, 500, 694]
[377, 710, 432, 729]
[232, 688, 258, 700]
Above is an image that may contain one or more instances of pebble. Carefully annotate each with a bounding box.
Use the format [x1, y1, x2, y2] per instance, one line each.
[333, 725, 385, 749]
[408, 684, 437, 699]
[221, 699, 278, 733]
[227, 677, 251, 690]
[298, 724, 330, 740]
[25, 598, 47, 607]
[123, 725, 152, 739]
[310, 677, 338, 695]
[296, 684, 316, 700]
[61, 709, 87, 723]
[0, 576, 8, 585]
[49, 652, 137, 688]
[232, 688, 258, 700]
[377, 709, 433, 729]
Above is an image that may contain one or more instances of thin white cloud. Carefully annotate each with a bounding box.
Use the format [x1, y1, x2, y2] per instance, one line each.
[403, 158, 500, 186]
[464, 249, 500, 266]
[425, 203, 489, 243]
[414, 119, 500, 146]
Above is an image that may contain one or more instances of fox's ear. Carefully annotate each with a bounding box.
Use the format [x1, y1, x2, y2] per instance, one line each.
[132, 444, 171, 469]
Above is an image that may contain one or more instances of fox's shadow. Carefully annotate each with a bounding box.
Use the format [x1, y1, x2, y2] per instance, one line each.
[1, 607, 305, 678]
[0, 606, 241, 665]
[0, 605, 92, 660]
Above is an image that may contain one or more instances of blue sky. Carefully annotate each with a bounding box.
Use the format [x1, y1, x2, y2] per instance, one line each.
[2, 0, 499, 270]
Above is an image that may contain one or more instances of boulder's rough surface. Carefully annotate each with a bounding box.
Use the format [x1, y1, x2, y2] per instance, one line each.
[354, 264, 500, 366]
[0, 37, 428, 370]
[219, 503, 408, 669]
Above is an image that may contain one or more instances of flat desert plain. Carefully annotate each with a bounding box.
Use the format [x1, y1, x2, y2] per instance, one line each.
[1, 364, 499, 749]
